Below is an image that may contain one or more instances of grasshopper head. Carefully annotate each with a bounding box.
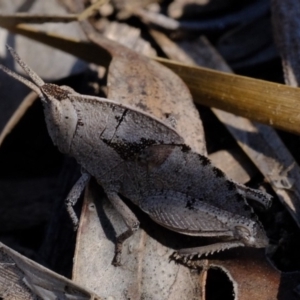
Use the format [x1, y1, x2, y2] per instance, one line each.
[40, 84, 78, 153]
[0, 46, 78, 154]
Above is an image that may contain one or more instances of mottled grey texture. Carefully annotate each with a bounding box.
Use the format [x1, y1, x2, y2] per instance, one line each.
[0, 47, 272, 262]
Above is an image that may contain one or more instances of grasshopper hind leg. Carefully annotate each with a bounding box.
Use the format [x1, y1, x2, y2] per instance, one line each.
[172, 240, 244, 264]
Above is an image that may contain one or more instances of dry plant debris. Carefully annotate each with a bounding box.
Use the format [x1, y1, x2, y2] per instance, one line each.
[0, 1, 300, 300]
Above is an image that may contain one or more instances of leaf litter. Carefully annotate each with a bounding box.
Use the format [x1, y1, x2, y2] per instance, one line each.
[1, 0, 300, 299]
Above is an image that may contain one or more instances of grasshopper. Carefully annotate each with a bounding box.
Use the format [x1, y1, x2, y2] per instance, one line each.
[0, 46, 272, 265]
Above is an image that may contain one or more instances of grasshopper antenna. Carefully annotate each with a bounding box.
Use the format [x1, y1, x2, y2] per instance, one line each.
[0, 45, 44, 99]
[6, 45, 44, 87]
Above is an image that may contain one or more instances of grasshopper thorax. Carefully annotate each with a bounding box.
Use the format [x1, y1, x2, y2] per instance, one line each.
[41, 84, 78, 154]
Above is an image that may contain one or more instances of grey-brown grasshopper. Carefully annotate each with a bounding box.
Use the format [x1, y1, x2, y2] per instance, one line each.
[0, 46, 272, 265]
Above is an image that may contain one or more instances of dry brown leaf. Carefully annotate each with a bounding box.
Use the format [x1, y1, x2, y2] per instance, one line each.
[0, 242, 101, 299]
[187, 248, 300, 300]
